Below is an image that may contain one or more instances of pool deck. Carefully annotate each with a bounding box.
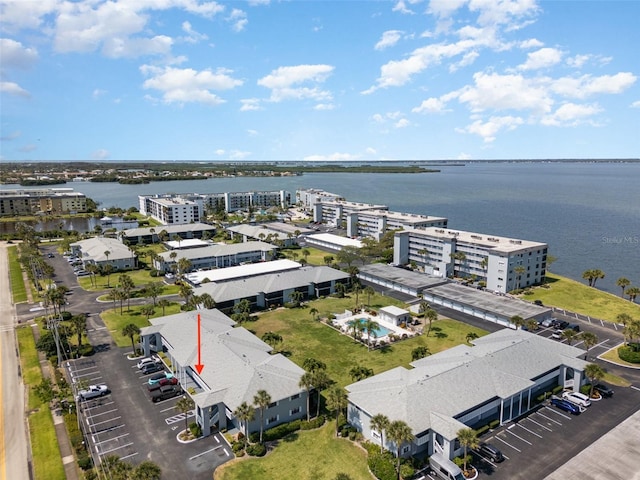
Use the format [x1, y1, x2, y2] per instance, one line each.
[333, 309, 417, 346]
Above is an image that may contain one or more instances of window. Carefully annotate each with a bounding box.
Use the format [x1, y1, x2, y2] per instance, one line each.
[402, 445, 410, 454]
[290, 407, 301, 415]
[290, 393, 300, 400]
[267, 415, 279, 425]
[268, 401, 278, 408]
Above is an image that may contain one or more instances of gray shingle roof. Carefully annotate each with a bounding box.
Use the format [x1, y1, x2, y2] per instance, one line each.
[70, 237, 134, 262]
[157, 241, 276, 261]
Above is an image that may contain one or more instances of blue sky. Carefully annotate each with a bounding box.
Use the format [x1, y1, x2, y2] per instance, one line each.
[1, 0, 639, 162]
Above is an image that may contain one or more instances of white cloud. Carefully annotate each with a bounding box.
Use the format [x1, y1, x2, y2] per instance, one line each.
[566, 54, 591, 69]
[247, 129, 258, 136]
[181, 21, 209, 44]
[314, 103, 335, 110]
[457, 152, 473, 160]
[0, 81, 30, 98]
[92, 88, 107, 99]
[240, 98, 262, 111]
[469, 0, 540, 28]
[19, 144, 37, 152]
[551, 72, 637, 99]
[140, 65, 243, 106]
[540, 102, 602, 126]
[395, 118, 411, 128]
[0, 130, 21, 141]
[215, 149, 226, 155]
[518, 47, 563, 70]
[412, 97, 448, 113]
[303, 152, 361, 161]
[461, 115, 524, 142]
[0, 38, 38, 69]
[365, 147, 377, 155]
[449, 50, 479, 72]
[258, 64, 334, 102]
[0, 0, 57, 31]
[227, 8, 248, 32]
[392, 0, 422, 15]
[631, 100, 640, 109]
[228, 149, 251, 160]
[375, 30, 404, 51]
[519, 38, 543, 49]
[91, 148, 110, 160]
[428, 0, 467, 18]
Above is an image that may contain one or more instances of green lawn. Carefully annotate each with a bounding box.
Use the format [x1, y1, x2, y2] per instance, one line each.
[77, 268, 177, 292]
[215, 423, 373, 480]
[100, 301, 182, 347]
[16, 326, 65, 480]
[249, 293, 487, 388]
[8, 245, 28, 303]
[521, 273, 640, 323]
[280, 246, 336, 266]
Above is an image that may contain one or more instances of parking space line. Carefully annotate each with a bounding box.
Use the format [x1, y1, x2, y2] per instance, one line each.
[98, 442, 134, 456]
[516, 423, 542, 438]
[159, 405, 176, 413]
[495, 435, 521, 452]
[89, 408, 118, 418]
[189, 445, 223, 460]
[83, 401, 115, 411]
[91, 424, 125, 436]
[544, 406, 571, 420]
[71, 370, 101, 379]
[630, 386, 640, 392]
[119, 452, 138, 461]
[506, 429, 532, 445]
[88, 416, 122, 428]
[93, 433, 130, 446]
[525, 416, 552, 431]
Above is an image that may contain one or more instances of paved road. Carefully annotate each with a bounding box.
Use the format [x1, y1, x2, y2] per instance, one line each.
[0, 243, 30, 480]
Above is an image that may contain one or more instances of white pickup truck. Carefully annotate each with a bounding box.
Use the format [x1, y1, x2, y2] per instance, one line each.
[77, 384, 109, 401]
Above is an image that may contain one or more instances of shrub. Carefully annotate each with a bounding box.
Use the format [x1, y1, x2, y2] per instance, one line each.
[300, 415, 325, 430]
[78, 345, 95, 357]
[400, 463, 415, 479]
[77, 453, 93, 470]
[259, 419, 302, 443]
[246, 443, 266, 457]
[60, 311, 73, 321]
[475, 425, 490, 436]
[189, 422, 202, 438]
[619, 345, 640, 363]
[488, 419, 500, 429]
[231, 441, 244, 454]
[368, 453, 396, 480]
[552, 385, 563, 395]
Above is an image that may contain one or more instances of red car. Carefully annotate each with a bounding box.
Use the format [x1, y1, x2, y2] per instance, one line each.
[147, 376, 178, 391]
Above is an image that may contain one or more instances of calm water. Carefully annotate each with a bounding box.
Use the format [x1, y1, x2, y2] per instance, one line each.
[3, 162, 639, 293]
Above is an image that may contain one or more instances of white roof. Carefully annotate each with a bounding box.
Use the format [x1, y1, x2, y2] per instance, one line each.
[380, 305, 409, 317]
[166, 239, 209, 249]
[186, 259, 300, 285]
[307, 233, 363, 248]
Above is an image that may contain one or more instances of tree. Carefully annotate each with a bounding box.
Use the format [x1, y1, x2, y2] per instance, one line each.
[199, 293, 216, 309]
[617, 277, 631, 297]
[234, 401, 255, 448]
[364, 286, 375, 306]
[363, 318, 381, 349]
[337, 246, 360, 268]
[411, 346, 430, 361]
[303, 357, 326, 373]
[118, 274, 135, 311]
[301, 249, 310, 262]
[424, 307, 437, 337]
[312, 370, 332, 418]
[626, 286, 640, 303]
[175, 396, 195, 438]
[299, 372, 314, 421]
[370, 413, 390, 454]
[581, 331, 598, 360]
[562, 328, 578, 345]
[582, 269, 605, 288]
[309, 307, 319, 321]
[134, 460, 162, 480]
[349, 365, 374, 381]
[141, 304, 155, 321]
[177, 257, 192, 280]
[261, 331, 283, 352]
[387, 420, 414, 480]
[591, 269, 605, 288]
[69, 314, 87, 357]
[121, 323, 141, 355]
[326, 386, 348, 436]
[514, 265, 526, 290]
[99, 455, 132, 479]
[510, 315, 525, 330]
[465, 332, 479, 344]
[323, 255, 334, 266]
[525, 319, 539, 333]
[144, 282, 164, 306]
[178, 283, 193, 306]
[289, 290, 304, 307]
[335, 282, 347, 298]
[157, 298, 171, 316]
[457, 427, 479, 475]
[253, 389, 271, 444]
[584, 363, 605, 399]
[102, 263, 114, 287]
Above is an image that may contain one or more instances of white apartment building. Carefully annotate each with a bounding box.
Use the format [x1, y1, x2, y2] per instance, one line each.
[394, 227, 548, 293]
[295, 188, 343, 209]
[346, 209, 448, 241]
[139, 196, 202, 225]
[311, 200, 388, 227]
[0, 188, 88, 216]
[224, 190, 290, 213]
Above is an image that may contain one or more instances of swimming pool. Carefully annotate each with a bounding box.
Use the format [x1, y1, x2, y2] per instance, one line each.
[357, 318, 392, 338]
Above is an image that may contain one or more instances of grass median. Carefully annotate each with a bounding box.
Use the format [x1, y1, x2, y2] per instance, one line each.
[8, 245, 28, 303]
[16, 326, 65, 480]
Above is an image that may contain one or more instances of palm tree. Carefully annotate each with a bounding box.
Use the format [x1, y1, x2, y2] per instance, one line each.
[179, 283, 193, 305]
[309, 307, 319, 321]
[118, 273, 135, 311]
[562, 329, 578, 345]
[157, 298, 171, 316]
[312, 370, 332, 418]
[69, 314, 87, 358]
[121, 323, 141, 355]
[234, 401, 255, 448]
[510, 315, 525, 330]
[199, 293, 216, 309]
[299, 372, 314, 421]
[144, 282, 164, 306]
[353, 284, 362, 309]
[457, 427, 479, 475]
[581, 331, 598, 360]
[514, 265, 526, 290]
[525, 319, 539, 333]
[591, 269, 605, 288]
[584, 363, 605, 399]
[323, 255, 334, 266]
[387, 420, 414, 480]
[370, 413, 390, 454]
[326, 386, 348, 436]
[175, 396, 195, 438]
[411, 346, 430, 361]
[102, 263, 114, 287]
[289, 290, 304, 307]
[626, 286, 640, 303]
[465, 332, 479, 344]
[141, 304, 155, 320]
[303, 357, 326, 373]
[364, 318, 381, 349]
[253, 389, 271, 444]
[364, 286, 375, 307]
[617, 277, 631, 297]
[261, 331, 283, 352]
[349, 365, 374, 381]
[424, 307, 437, 337]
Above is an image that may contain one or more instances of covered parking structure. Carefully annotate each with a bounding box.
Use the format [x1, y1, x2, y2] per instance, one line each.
[357, 264, 448, 297]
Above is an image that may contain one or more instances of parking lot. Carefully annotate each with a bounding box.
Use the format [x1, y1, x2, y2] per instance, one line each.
[66, 345, 234, 478]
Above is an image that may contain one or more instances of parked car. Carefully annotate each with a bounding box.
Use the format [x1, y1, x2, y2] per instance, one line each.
[137, 356, 161, 370]
[593, 383, 614, 398]
[478, 442, 504, 463]
[147, 377, 179, 391]
[552, 319, 570, 330]
[562, 390, 591, 407]
[541, 318, 554, 328]
[77, 384, 109, 401]
[551, 398, 582, 415]
[550, 329, 564, 340]
[140, 362, 163, 375]
[148, 371, 174, 386]
[47, 253, 55, 258]
[534, 299, 544, 306]
[150, 385, 182, 403]
[566, 323, 580, 332]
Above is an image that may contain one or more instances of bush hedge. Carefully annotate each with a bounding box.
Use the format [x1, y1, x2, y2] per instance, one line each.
[250, 419, 302, 443]
[619, 345, 640, 363]
[246, 443, 267, 457]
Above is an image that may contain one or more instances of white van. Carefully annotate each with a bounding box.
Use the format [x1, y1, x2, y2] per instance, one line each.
[429, 453, 465, 480]
[562, 390, 591, 407]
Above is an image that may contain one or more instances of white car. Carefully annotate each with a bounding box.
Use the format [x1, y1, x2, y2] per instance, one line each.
[136, 356, 161, 370]
[562, 390, 591, 407]
[77, 384, 109, 401]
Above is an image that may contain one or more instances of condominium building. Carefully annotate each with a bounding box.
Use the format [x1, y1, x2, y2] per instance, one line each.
[346, 209, 448, 241]
[295, 188, 344, 209]
[0, 188, 87, 216]
[311, 200, 388, 227]
[139, 196, 202, 225]
[393, 227, 548, 293]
